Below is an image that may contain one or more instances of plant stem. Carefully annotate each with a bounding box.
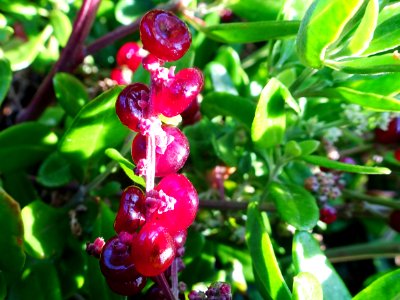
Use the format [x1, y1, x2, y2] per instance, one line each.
[171, 259, 179, 299]
[289, 67, 317, 94]
[339, 144, 373, 157]
[199, 200, 275, 211]
[343, 189, 400, 210]
[154, 274, 176, 300]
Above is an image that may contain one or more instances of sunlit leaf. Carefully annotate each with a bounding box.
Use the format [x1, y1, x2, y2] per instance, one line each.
[292, 272, 323, 300]
[50, 10, 72, 47]
[0, 57, 12, 106]
[37, 152, 73, 188]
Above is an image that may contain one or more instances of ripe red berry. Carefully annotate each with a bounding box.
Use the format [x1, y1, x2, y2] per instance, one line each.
[131, 222, 175, 276]
[105, 276, 147, 296]
[389, 210, 400, 232]
[152, 68, 204, 117]
[394, 149, 400, 161]
[181, 97, 201, 126]
[114, 186, 146, 234]
[131, 126, 189, 177]
[140, 10, 191, 61]
[115, 83, 149, 131]
[110, 67, 132, 85]
[319, 206, 337, 224]
[375, 118, 400, 144]
[149, 173, 199, 233]
[116, 42, 144, 72]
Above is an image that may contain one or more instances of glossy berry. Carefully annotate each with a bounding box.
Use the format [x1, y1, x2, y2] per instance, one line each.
[100, 236, 140, 281]
[375, 117, 400, 144]
[152, 68, 204, 117]
[131, 222, 175, 276]
[115, 83, 149, 131]
[140, 10, 191, 61]
[116, 42, 143, 72]
[114, 186, 146, 233]
[131, 126, 189, 177]
[148, 173, 199, 233]
[389, 210, 400, 232]
[106, 276, 146, 296]
[110, 67, 132, 85]
[319, 206, 337, 224]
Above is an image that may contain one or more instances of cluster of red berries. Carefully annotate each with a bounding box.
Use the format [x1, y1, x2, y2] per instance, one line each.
[88, 9, 204, 296]
[188, 282, 232, 300]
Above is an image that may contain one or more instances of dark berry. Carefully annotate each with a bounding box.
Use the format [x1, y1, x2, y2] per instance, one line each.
[152, 68, 204, 117]
[106, 276, 146, 296]
[131, 222, 175, 276]
[148, 173, 199, 233]
[375, 118, 400, 144]
[181, 97, 201, 126]
[86, 237, 105, 258]
[389, 210, 400, 232]
[394, 149, 400, 161]
[140, 10, 191, 61]
[131, 126, 189, 177]
[114, 186, 146, 234]
[116, 42, 143, 72]
[110, 67, 132, 85]
[115, 83, 149, 131]
[319, 206, 337, 224]
[144, 284, 168, 300]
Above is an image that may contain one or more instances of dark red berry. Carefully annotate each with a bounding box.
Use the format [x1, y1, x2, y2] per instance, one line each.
[86, 237, 105, 258]
[140, 10, 191, 61]
[116, 42, 143, 72]
[181, 97, 201, 126]
[115, 83, 149, 131]
[152, 68, 204, 117]
[131, 222, 175, 276]
[394, 149, 400, 161]
[172, 229, 187, 250]
[110, 67, 132, 85]
[389, 210, 400, 232]
[319, 206, 337, 224]
[100, 236, 139, 281]
[131, 126, 189, 177]
[106, 276, 146, 296]
[148, 173, 199, 233]
[375, 118, 400, 144]
[114, 186, 146, 234]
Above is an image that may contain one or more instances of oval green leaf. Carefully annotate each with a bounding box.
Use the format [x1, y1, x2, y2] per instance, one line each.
[293, 272, 323, 300]
[269, 182, 319, 230]
[53, 72, 89, 117]
[204, 62, 238, 95]
[297, 0, 364, 68]
[293, 231, 352, 300]
[37, 152, 73, 188]
[50, 10, 72, 47]
[0, 57, 12, 106]
[0, 187, 25, 279]
[353, 268, 400, 300]
[202, 21, 300, 43]
[298, 140, 320, 156]
[115, 0, 152, 25]
[246, 202, 291, 300]
[302, 155, 391, 174]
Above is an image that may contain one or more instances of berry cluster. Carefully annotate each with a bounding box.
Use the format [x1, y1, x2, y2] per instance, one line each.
[188, 282, 232, 300]
[88, 9, 204, 296]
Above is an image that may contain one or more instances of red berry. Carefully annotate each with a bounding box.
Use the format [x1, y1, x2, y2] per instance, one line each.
[116, 42, 144, 72]
[319, 206, 337, 224]
[114, 186, 146, 234]
[389, 210, 400, 232]
[152, 68, 204, 117]
[394, 149, 400, 161]
[115, 83, 149, 131]
[181, 97, 201, 126]
[140, 10, 191, 61]
[149, 173, 199, 233]
[106, 276, 146, 296]
[131, 222, 175, 276]
[131, 126, 189, 177]
[375, 118, 400, 144]
[110, 67, 132, 85]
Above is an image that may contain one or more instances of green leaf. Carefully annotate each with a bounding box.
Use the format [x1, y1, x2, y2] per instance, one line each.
[211, 130, 240, 166]
[353, 268, 400, 300]
[105, 148, 145, 187]
[327, 53, 400, 74]
[202, 21, 300, 43]
[363, 14, 400, 56]
[21, 200, 68, 259]
[59, 86, 128, 172]
[204, 62, 238, 95]
[53, 72, 89, 117]
[339, 0, 379, 56]
[269, 182, 319, 230]
[4, 25, 53, 71]
[37, 152, 73, 187]
[298, 140, 320, 156]
[251, 78, 296, 149]
[297, 0, 364, 68]
[377, 2, 400, 25]
[50, 10, 72, 47]
[302, 155, 391, 174]
[293, 231, 352, 300]
[284, 141, 303, 159]
[201, 92, 256, 129]
[0, 122, 58, 173]
[115, 0, 152, 25]
[0, 272, 6, 300]
[0, 57, 12, 106]
[226, 0, 283, 21]
[293, 272, 323, 300]
[0, 187, 25, 279]
[246, 202, 291, 300]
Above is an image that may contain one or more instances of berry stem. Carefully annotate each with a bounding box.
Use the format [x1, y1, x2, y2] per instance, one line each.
[155, 274, 177, 300]
[145, 133, 156, 192]
[170, 259, 179, 299]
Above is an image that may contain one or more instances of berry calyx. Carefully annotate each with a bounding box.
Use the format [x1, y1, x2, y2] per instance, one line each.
[116, 42, 144, 72]
[140, 10, 191, 62]
[319, 206, 337, 224]
[115, 83, 149, 131]
[131, 222, 176, 276]
[114, 186, 146, 234]
[110, 67, 132, 85]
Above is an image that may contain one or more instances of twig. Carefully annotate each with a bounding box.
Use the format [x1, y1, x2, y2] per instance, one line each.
[343, 189, 400, 210]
